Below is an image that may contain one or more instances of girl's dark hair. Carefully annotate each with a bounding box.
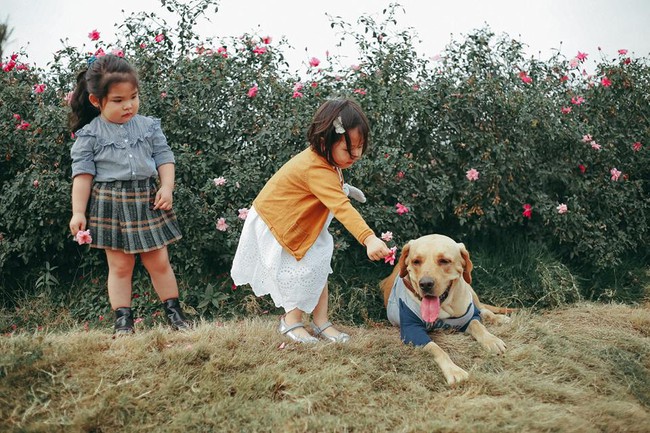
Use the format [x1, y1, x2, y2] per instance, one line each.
[69, 55, 139, 132]
[307, 98, 370, 165]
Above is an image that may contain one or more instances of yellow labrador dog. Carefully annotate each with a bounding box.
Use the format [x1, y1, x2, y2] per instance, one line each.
[381, 234, 512, 385]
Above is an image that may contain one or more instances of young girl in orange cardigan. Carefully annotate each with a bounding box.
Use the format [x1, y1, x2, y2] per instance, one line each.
[231, 98, 390, 343]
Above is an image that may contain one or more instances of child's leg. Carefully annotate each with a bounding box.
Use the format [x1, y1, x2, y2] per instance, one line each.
[312, 283, 347, 339]
[283, 308, 313, 339]
[139, 246, 178, 301]
[105, 249, 136, 309]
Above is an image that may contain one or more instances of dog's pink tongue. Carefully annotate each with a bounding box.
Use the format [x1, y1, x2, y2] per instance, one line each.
[421, 296, 440, 323]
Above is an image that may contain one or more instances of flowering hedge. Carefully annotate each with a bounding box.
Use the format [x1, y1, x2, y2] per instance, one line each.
[0, 1, 648, 321]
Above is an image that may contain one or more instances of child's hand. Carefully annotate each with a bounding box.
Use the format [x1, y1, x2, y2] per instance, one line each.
[69, 212, 87, 236]
[364, 235, 391, 261]
[154, 185, 174, 211]
[343, 183, 366, 203]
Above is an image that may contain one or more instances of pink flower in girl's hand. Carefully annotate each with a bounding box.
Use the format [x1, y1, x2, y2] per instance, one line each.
[74, 230, 92, 245]
[384, 247, 397, 265]
[381, 231, 393, 242]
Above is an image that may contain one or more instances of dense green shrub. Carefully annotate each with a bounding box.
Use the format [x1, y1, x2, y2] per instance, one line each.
[0, 1, 648, 326]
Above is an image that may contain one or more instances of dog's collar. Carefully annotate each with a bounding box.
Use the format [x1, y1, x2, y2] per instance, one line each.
[401, 277, 451, 302]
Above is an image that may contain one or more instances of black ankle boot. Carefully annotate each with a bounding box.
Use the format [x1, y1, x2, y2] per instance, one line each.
[162, 298, 191, 331]
[114, 307, 135, 335]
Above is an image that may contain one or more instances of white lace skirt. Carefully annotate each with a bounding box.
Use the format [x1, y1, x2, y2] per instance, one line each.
[230, 206, 334, 313]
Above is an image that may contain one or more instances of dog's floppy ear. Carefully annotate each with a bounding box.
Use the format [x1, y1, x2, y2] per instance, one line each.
[458, 242, 473, 285]
[398, 242, 411, 278]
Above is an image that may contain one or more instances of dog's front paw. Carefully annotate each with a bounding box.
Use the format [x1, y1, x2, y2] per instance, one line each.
[442, 364, 469, 385]
[482, 334, 507, 354]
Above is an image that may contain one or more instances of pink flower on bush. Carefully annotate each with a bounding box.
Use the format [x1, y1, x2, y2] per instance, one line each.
[216, 218, 229, 231]
[140, 43, 147, 49]
[309, 57, 320, 67]
[351, 64, 360, 71]
[293, 82, 304, 92]
[522, 204, 533, 219]
[395, 203, 409, 215]
[582, 134, 592, 143]
[95, 48, 106, 57]
[560, 75, 569, 82]
[571, 96, 584, 105]
[618, 49, 628, 55]
[518, 71, 532, 84]
[632, 141, 642, 151]
[160, 92, 167, 98]
[576, 51, 588, 61]
[12, 113, 21, 121]
[252, 46, 267, 55]
[353, 88, 367, 95]
[292, 91, 303, 98]
[3, 60, 16, 72]
[561, 107, 572, 114]
[16, 121, 30, 130]
[111, 49, 124, 58]
[213, 176, 226, 186]
[217, 46, 228, 57]
[262, 36, 272, 44]
[569, 57, 579, 68]
[381, 231, 393, 242]
[601, 77, 612, 87]
[590, 141, 601, 150]
[247, 84, 258, 98]
[384, 246, 397, 265]
[466, 168, 479, 181]
[610, 168, 622, 181]
[88, 29, 100, 41]
[155, 34, 165, 43]
[557, 204, 568, 214]
[33, 179, 39, 188]
[238, 208, 249, 220]
[579, 164, 586, 174]
[74, 230, 93, 245]
[33, 83, 46, 94]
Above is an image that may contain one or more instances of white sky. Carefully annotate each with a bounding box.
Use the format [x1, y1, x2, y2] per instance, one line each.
[2, 0, 650, 73]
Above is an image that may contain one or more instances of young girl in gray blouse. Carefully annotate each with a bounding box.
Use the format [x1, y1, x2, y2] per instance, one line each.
[68, 54, 190, 334]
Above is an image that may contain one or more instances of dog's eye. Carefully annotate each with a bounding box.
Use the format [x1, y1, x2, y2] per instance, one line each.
[438, 259, 451, 265]
[412, 259, 422, 266]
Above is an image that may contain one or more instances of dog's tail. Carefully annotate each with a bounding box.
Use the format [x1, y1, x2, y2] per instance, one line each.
[480, 304, 518, 314]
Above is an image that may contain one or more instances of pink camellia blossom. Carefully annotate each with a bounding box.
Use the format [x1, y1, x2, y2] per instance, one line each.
[33, 83, 46, 94]
[579, 164, 586, 174]
[381, 231, 393, 242]
[601, 77, 612, 87]
[33, 180, 39, 188]
[213, 176, 227, 186]
[466, 168, 480, 181]
[293, 82, 304, 92]
[518, 71, 533, 84]
[292, 91, 303, 98]
[632, 141, 642, 151]
[618, 49, 628, 55]
[238, 208, 249, 220]
[217, 46, 228, 57]
[12, 113, 21, 121]
[309, 57, 320, 67]
[590, 141, 601, 150]
[582, 134, 592, 143]
[384, 246, 398, 265]
[522, 204, 533, 219]
[395, 203, 409, 215]
[571, 96, 584, 105]
[262, 36, 272, 44]
[140, 43, 147, 49]
[74, 230, 93, 245]
[560, 75, 569, 82]
[351, 64, 360, 71]
[88, 29, 100, 41]
[569, 57, 579, 68]
[247, 84, 258, 98]
[557, 204, 568, 214]
[16, 121, 30, 130]
[111, 49, 124, 57]
[252, 46, 267, 55]
[576, 51, 588, 61]
[95, 48, 106, 57]
[155, 34, 165, 43]
[353, 88, 367, 95]
[216, 217, 229, 232]
[623, 58, 631, 65]
[2, 60, 16, 72]
[160, 92, 167, 98]
[561, 107, 572, 114]
[610, 168, 622, 181]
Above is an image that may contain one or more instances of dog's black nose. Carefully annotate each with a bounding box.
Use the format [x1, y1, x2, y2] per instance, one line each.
[419, 277, 434, 294]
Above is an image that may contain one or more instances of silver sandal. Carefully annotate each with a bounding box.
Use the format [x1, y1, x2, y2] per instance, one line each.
[279, 317, 318, 343]
[310, 321, 350, 343]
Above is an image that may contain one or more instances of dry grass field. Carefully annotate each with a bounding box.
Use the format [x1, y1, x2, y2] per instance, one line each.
[1, 302, 649, 432]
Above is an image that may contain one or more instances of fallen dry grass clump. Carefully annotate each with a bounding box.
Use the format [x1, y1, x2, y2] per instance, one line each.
[1, 302, 649, 432]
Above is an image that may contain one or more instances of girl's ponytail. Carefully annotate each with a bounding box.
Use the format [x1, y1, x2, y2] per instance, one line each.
[69, 69, 100, 133]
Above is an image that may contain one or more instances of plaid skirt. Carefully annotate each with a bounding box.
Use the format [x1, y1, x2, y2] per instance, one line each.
[87, 178, 182, 254]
